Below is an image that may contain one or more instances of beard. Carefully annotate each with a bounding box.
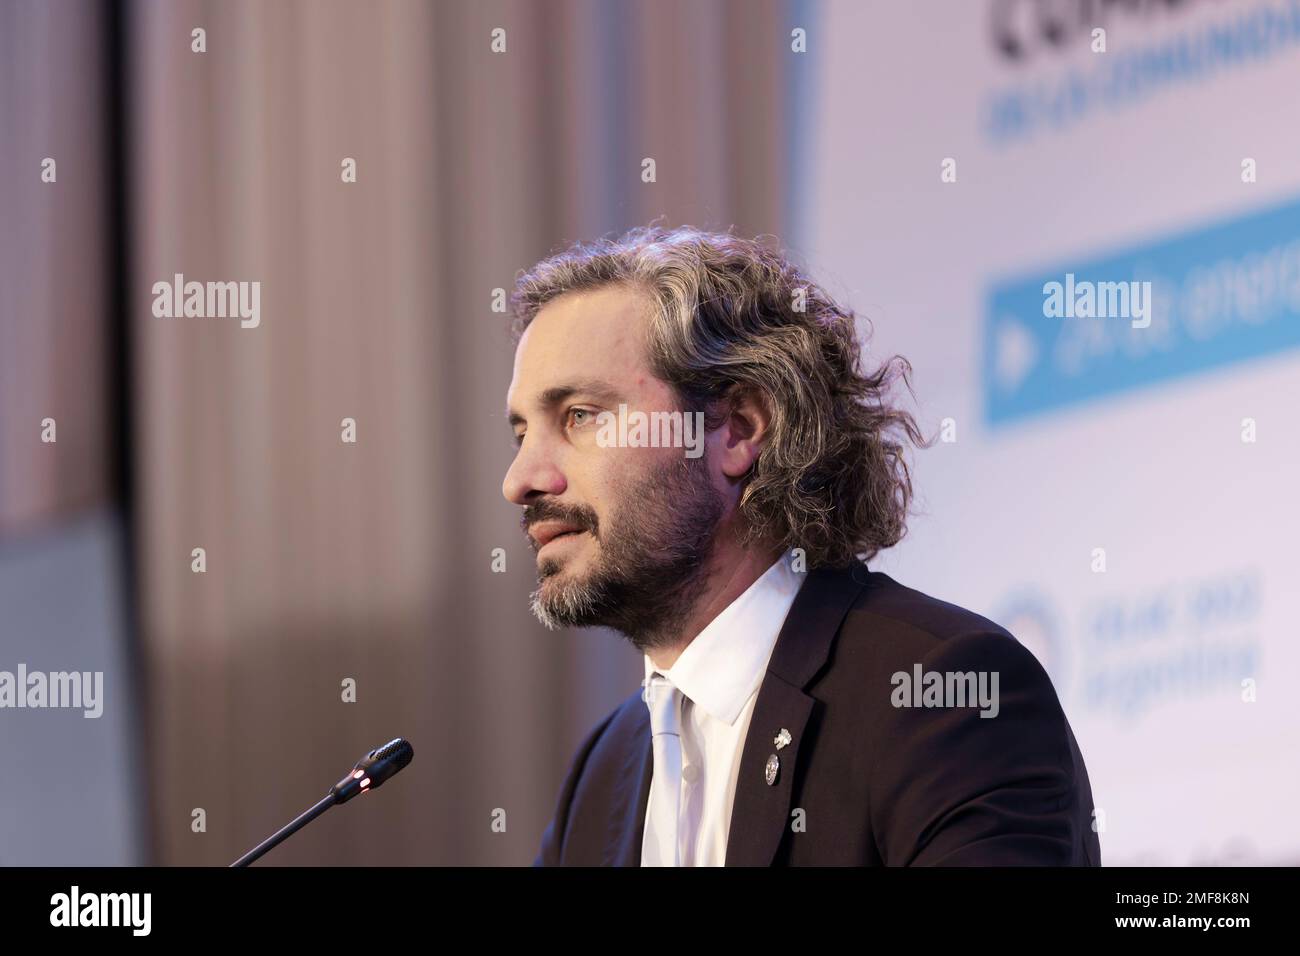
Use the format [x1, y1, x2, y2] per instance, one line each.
[523, 452, 726, 654]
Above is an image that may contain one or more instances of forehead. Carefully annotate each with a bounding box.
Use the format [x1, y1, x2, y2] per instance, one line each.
[509, 284, 656, 399]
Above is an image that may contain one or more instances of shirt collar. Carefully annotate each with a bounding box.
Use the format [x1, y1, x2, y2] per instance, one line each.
[642, 550, 807, 726]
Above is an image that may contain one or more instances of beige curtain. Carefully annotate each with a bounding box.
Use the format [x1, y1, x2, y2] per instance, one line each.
[129, 0, 795, 864]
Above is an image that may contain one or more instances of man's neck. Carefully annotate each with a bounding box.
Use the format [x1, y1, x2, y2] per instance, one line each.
[645, 542, 785, 671]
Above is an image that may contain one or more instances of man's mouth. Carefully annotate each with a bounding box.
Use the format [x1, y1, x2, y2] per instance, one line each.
[540, 530, 584, 552]
[529, 521, 588, 549]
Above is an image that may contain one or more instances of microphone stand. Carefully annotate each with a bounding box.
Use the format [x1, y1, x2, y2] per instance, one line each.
[229, 737, 412, 866]
[230, 794, 337, 868]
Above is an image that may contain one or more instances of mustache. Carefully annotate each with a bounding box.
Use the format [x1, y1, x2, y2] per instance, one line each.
[521, 500, 599, 540]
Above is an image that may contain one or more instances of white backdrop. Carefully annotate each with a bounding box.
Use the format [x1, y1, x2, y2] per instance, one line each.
[803, 0, 1300, 864]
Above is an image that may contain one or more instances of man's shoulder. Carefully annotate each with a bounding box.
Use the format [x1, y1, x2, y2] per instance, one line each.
[841, 566, 1015, 649]
[808, 562, 1053, 692]
[566, 566, 1042, 770]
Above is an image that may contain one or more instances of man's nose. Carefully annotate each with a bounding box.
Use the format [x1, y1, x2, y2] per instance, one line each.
[502, 434, 567, 505]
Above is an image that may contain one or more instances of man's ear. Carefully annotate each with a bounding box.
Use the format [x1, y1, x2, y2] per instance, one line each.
[716, 387, 772, 480]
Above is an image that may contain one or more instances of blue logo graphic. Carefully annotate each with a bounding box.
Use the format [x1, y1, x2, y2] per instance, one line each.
[983, 197, 1300, 425]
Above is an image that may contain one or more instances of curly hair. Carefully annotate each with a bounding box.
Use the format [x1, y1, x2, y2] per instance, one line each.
[509, 224, 930, 569]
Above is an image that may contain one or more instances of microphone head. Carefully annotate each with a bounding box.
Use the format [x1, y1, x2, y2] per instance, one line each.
[329, 737, 415, 804]
[370, 738, 414, 771]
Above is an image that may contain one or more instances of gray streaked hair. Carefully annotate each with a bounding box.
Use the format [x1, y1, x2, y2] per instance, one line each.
[509, 224, 929, 568]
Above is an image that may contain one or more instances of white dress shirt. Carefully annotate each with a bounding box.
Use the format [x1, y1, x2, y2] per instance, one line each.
[640, 550, 807, 866]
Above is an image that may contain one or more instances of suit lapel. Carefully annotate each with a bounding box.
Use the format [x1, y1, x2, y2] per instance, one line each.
[604, 560, 871, 867]
[605, 702, 653, 866]
[724, 561, 871, 866]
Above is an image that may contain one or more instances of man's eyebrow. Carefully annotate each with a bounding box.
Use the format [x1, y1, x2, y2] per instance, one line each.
[506, 380, 624, 428]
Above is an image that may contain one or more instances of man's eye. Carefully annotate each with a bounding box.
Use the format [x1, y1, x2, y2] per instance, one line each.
[567, 408, 596, 428]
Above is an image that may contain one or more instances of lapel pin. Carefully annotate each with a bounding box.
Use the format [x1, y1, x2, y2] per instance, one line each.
[764, 753, 780, 786]
[774, 728, 791, 750]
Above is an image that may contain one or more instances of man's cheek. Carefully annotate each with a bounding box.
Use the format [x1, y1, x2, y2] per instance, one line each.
[593, 454, 638, 512]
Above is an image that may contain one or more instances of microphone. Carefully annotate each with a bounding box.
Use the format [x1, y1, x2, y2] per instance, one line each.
[230, 737, 415, 867]
[328, 737, 415, 803]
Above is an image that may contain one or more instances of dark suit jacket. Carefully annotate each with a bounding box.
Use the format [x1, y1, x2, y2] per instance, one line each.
[535, 560, 1101, 866]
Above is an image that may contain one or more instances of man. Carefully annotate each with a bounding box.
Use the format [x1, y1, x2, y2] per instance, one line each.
[503, 225, 1101, 866]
